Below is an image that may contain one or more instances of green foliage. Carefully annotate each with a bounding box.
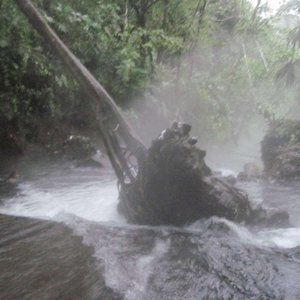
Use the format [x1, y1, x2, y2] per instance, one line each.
[140, 0, 299, 143]
[0, 0, 299, 144]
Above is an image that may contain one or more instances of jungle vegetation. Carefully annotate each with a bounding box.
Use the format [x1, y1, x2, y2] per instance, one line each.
[1, 0, 300, 147]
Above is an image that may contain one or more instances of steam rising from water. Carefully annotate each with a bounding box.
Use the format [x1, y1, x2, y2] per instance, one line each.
[0, 163, 299, 251]
[0, 166, 124, 224]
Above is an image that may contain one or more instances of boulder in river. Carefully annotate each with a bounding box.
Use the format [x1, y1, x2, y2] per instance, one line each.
[118, 123, 289, 227]
[63, 135, 102, 167]
[261, 120, 300, 180]
[237, 162, 262, 182]
[0, 171, 20, 198]
[267, 143, 300, 180]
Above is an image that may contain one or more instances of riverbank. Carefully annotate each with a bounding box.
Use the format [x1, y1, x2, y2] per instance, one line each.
[0, 117, 105, 177]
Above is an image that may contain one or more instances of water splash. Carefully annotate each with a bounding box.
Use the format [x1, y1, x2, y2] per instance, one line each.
[0, 166, 124, 224]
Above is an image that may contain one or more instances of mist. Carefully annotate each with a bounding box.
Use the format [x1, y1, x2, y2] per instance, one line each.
[2, 1, 300, 299]
[126, 26, 294, 172]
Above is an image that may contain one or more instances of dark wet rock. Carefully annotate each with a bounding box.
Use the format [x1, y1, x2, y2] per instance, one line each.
[268, 143, 300, 180]
[118, 123, 283, 227]
[261, 120, 300, 180]
[0, 171, 20, 198]
[66, 216, 289, 299]
[0, 118, 23, 177]
[247, 206, 290, 228]
[63, 135, 102, 167]
[0, 171, 20, 185]
[214, 171, 237, 185]
[0, 215, 121, 300]
[213, 172, 237, 185]
[222, 174, 237, 185]
[0, 117, 23, 159]
[237, 163, 262, 182]
[265, 210, 290, 228]
[63, 135, 95, 160]
[0, 133, 23, 158]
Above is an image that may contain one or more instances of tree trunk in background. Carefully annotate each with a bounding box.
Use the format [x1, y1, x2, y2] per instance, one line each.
[251, 0, 262, 23]
[124, 0, 129, 29]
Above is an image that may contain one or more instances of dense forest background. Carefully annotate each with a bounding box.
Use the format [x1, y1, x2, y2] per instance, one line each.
[1, 0, 300, 154]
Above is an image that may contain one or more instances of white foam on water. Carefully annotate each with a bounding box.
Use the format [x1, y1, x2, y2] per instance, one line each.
[256, 228, 300, 249]
[1, 166, 300, 252]
[0, 175, 125, 224]
[60, 213, 170, 300]
[221, 218, 300, 249]
[123, 239, 170, 300]
[217, 168, 238, 177]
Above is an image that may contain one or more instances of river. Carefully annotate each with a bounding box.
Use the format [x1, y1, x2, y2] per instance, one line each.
[0, 158, 300, 299]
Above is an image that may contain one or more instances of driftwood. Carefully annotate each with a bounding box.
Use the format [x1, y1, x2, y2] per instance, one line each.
[16, 1, 289, 227]
[118, 122, 289, 226]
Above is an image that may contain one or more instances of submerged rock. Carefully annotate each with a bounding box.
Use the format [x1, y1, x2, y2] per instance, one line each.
[118, 123, 288, 227]
[247, 206, 290, 228]
[220, 174, 237, 185]
[261, 120, 300, 180]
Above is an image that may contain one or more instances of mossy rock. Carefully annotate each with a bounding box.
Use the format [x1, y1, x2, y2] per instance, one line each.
[261, 119, 300, 179]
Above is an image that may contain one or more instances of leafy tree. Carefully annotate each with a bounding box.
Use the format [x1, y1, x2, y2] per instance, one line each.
[0, 0, 299, 146]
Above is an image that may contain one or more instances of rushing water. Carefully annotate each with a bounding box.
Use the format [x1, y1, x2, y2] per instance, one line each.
[0, 159, 300, 299]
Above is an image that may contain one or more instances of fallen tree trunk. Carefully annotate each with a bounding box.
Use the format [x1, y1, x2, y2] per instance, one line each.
[15, 0, 146, 185]
[16, 1, 289, 227]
